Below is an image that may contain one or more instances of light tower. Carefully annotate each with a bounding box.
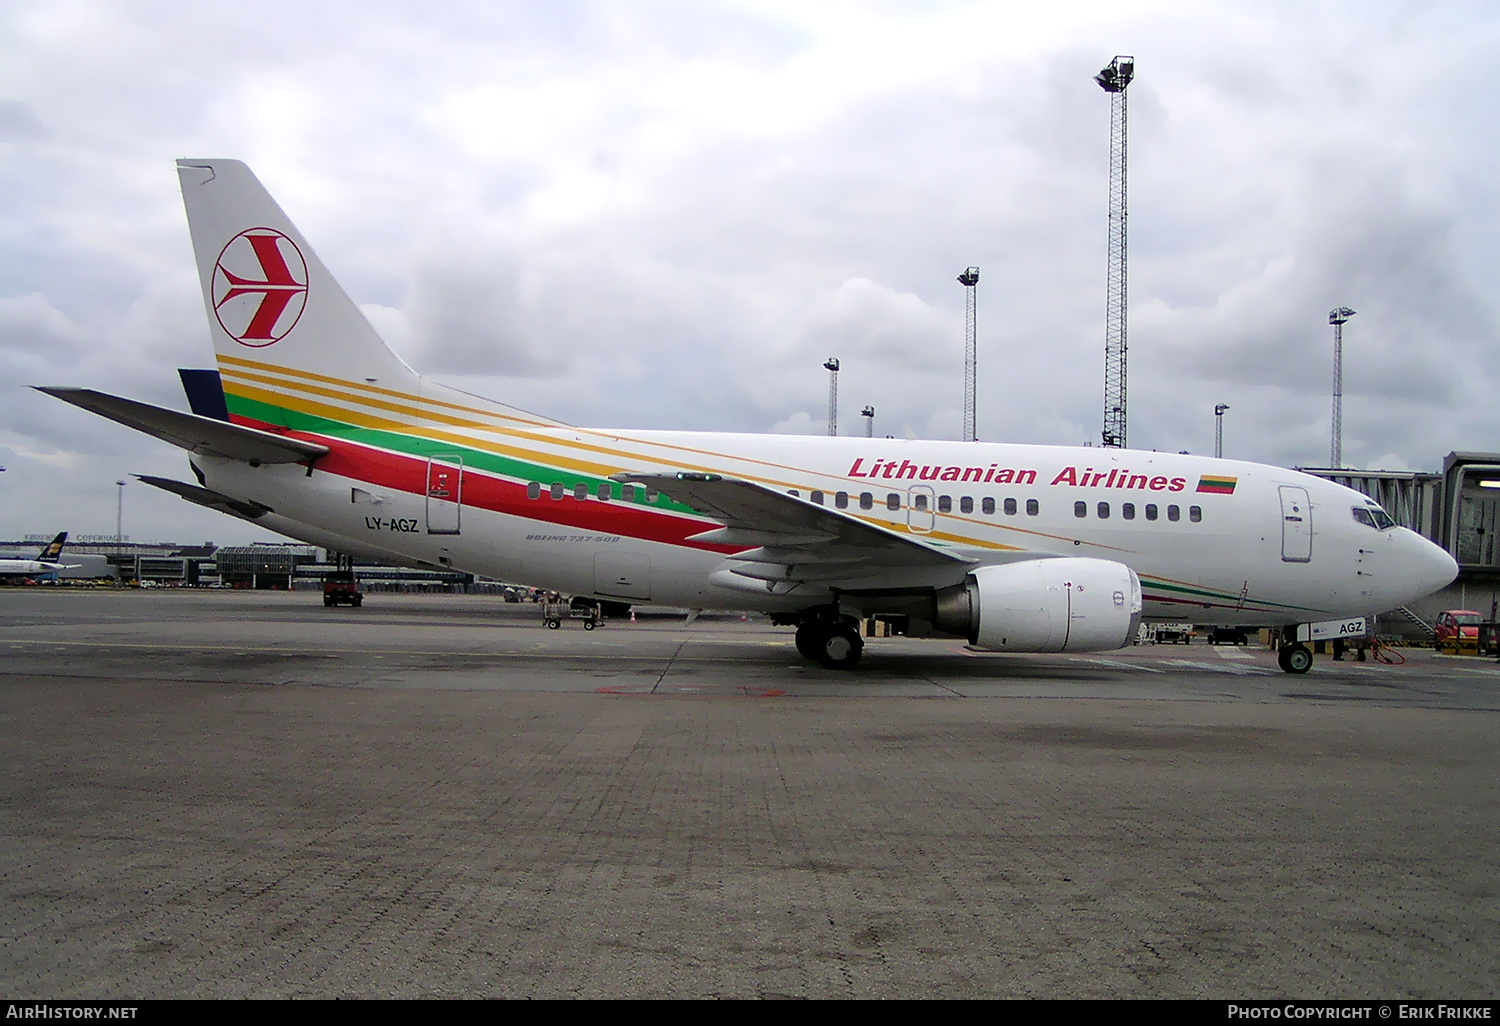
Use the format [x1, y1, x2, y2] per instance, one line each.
[824, 358, 840, 436]
[115, 479, 126, 555]
[958, 267, 979, 441]
[1095, 55, 1134, 449]
[1214, 404, 1229, 459]
[861, 405, 875, 438]
[1329, 307, 1355, 467]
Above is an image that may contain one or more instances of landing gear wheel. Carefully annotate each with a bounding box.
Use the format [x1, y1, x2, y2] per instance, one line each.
[817, 625, 864, 671]
[1278, 644, 1313, 674]
[794, 623, 823, 660]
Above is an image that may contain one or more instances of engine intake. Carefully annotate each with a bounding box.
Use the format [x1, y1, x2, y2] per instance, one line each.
[933, 557, 1142, 652]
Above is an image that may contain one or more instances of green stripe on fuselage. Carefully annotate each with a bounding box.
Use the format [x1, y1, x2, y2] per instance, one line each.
[223, 391, 700, 515]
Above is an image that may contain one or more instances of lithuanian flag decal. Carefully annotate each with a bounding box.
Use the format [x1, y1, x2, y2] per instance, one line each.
[1196, 475, 1238, 494]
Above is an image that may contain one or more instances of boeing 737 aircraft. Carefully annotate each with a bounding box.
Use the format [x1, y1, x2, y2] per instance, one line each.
[0, 532, 79, 580]
[38, 160, 1458, 672]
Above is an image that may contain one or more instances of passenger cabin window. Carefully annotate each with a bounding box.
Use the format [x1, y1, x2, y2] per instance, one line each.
[1097, 502, 1110, 519]
[960, 496, 973, 514]
[550, 482, 565, 500]
[982, 497, 996, 515]
[1026, 499, 1039, 516]
[1167, 504, 1180, 522]
[788, 490, 800, 497]
[622, 484, 637, 501]
[527, 481, 541, 500]
[915, 494, 929, 511]
[1075, 500, 1088, 518]
[597, 483, 612, 501]
[1005, 498, 1018, 516]
[574, 483, 588, 500]
[835, 491, 849, 509]
[811, 490, 825, 505]
[1122, 502, 1135, 520]
[1145, 503, 1158, 521]
[859, 492, 873, 510]
[646, 489, 660, 503]
[1352, 507, 1396, 530]
[887, 493, 901, 511]
[938, 495, 952, 513]
[1189, 505, 1201, 523]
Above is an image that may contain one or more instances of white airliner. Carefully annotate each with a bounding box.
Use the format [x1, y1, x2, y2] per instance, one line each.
[38, 160, 1457, 672]
[0, 532, 79, 579]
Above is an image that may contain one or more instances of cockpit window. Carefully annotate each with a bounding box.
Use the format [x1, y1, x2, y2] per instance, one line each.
[1352, 506, 1396, 531]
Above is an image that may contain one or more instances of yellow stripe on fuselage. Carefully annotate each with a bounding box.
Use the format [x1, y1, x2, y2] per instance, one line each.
[220, 360, 1125, 556]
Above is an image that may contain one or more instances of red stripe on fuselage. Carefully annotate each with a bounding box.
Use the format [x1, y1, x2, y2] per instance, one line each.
[230, 415, 743, 553]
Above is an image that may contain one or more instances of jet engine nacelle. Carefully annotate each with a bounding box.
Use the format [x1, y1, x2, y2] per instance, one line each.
[933, 557, 1142, 652]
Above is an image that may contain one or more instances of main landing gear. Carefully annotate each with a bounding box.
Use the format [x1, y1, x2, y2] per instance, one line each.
[793, 618, 864, 671]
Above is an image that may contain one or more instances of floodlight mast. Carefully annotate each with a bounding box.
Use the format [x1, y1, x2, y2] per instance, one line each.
[1329, 307, 1355, 468]
[1096, 55, 1134, 449]
[861, 405, 876, 438]
[824, 358, 840, 436]
[1214, 404, 1229, 459]
[958, 267, 979, 441]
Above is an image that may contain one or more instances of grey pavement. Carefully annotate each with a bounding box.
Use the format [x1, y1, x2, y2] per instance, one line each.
[1, 590, 1496, 998]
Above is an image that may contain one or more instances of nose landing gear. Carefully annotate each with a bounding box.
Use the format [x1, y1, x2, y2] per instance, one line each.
[1277, 638, 1313, 674]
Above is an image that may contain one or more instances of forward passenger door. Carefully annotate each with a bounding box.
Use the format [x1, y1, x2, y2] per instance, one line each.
[1279, 485, 1312, 563]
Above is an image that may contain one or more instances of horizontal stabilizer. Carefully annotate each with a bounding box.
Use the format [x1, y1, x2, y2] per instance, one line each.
[36, 387, 328, 465]
[134, 475, 273, 520]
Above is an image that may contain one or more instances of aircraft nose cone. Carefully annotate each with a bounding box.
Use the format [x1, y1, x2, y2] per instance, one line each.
[1408, 533, 1458, 600]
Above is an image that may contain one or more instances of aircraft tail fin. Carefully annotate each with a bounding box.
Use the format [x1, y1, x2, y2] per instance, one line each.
[36, 532, 67, 563]
[175, 159, 562, 432]
[175, 158, 419, 393]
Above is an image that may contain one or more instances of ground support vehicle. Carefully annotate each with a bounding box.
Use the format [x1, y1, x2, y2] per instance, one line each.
[323, 571, 362, 607]
[542, 599, 606, 630]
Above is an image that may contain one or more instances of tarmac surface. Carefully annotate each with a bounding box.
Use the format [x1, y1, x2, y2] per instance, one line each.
[1, 589, 1497, 999]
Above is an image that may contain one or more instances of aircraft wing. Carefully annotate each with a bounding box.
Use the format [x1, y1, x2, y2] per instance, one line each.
[36, 387, 328, 465]
[615, 472, 975, 584]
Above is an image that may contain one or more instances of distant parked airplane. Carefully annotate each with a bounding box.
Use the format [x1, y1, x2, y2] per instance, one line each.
[0, 532, 79, 579]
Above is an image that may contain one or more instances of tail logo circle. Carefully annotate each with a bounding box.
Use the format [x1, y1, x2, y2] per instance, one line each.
[211, 228, 309, 346]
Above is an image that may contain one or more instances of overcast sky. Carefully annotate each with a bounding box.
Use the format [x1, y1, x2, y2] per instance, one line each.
[2, 0, 1498, 546]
